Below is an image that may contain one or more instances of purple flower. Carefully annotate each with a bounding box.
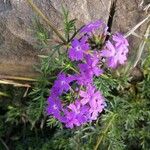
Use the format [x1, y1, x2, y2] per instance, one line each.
[80, 85, 105, 120]
[75, 72, 93, 86]
[80, 20, 103, 33]
[52, 73, 71, 95]
[101, 39, 128, 68]
[47, 74, 106, 128]
[46, 19, 123, 129]
[80, 20, 108, 36]
[67, 74, 77, 83]
[80, 85, 104, 106]
[79, 54, 103, 77]
[69, 37, 89, 61]
[64, 100, 89, 128]
[113, 32, 129, 48]
[47, 96, 62, 119]
[89, 90, 105, 120]
[79, 85, 96, 105]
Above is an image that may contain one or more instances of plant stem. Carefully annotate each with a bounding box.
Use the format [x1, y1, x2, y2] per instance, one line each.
[69, 66, 80, 74]
[132, 24, 150, 68]
[94, 113, 117, 150]
[125, 14, 150, 38]
[0, 80, 31, 87]
[68, 26, 84, 43]
[26, 0, 67, 44]
[61, 61, 79, 74]
[0, 75, 37, 81]
[0, 138, 9, 150]
[0, 91, 9, 97]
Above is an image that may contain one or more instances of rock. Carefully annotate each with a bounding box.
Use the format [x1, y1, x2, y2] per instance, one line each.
[0, 0, 149, 79]
[0, 0, 12, 13]
[111, 0, 149, 52]
[0, 0, 111, 78]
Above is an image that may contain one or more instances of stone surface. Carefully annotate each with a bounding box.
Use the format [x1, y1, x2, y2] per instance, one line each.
[0, 0, 111, 78]
[111, 0, 149, 50]
[0, 0, 149, 79]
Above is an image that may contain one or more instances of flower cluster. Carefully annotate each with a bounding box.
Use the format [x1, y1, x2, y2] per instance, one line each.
[101, 33, 129, 68]
[46, 20, 129, 128]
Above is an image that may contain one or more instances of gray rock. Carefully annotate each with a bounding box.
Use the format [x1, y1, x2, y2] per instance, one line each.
[0, 0, 111, 78]
[0, 0, 12, 12]
[0, 0, 149, 79]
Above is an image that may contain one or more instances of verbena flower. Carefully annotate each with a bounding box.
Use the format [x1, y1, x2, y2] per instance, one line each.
[79, 53, 103, 77]
[113, 32, 129, 48]
[75, 72, 93, 86]
[47, 96, 62, 119]
[88, 88, 105, 120]
[80, 20, 103, 33]
[101, 33, 129, 68]
[52, 73, 71, 95]
[64, 100, 89, 128]
[80, 20, 108, 37]
[46, 20, 129, 129]
[79, 85, 96, 105]
[69, 37, 89, 61]
[80, 85, 105, 120]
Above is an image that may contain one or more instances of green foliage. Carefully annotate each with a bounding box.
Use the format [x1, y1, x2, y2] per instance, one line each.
[62, 6, 76, 42]
[94, 74, 117, 97]
[32, 18, 51, 49]
[0, 8, 150, 150]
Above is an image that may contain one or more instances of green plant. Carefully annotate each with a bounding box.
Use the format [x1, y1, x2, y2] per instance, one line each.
[0, 3, 150, 150]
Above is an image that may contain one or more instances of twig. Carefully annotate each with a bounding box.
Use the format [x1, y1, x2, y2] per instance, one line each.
[68, 26, 83, 43]
[125, 14, 150, 38]
[26, 0, 67, 44]
[0, 92, 9, 97]
[143, 4, 150, 13]
[94, 113, 117, 150]
[0, 80, 31, 88]
[23, 87, 30, 97]
[0, 138, 9, 150]
[0, 75, 37, 81]
[132, 24, 150, 69]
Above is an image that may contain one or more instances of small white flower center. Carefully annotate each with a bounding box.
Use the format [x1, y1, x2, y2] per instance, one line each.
[75, 109, 80, 114]
[76, 46, 81, 51]
[61, 80, 66, 85]
[53, 104, 58, 110]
